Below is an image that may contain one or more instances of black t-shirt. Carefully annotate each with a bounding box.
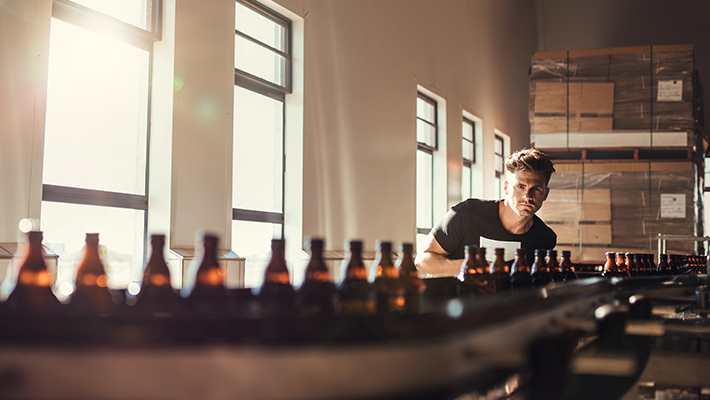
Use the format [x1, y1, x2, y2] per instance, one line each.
[432, 199, 556, 265]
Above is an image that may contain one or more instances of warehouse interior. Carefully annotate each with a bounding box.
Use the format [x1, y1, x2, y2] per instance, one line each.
[1, 0, 709, 399]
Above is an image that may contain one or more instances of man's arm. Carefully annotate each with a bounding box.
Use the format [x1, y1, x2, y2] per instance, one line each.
[414, 235, 462, 277]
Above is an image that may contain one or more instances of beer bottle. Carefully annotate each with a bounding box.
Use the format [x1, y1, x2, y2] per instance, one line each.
[601, 251, 618, 278]
[531, 249, 552, 287]
[396, 243, 424, 313]
[296, 237, 336, 317]
[337, 240, 375, 315]
[182, 233, 229, 317]
[489, 248, 511, 292]
[626, 252, 637, 277]
[634, 254, 646, 276]
[135, 234, 181, 316]
[371, 241, 405, 314]
[510, 248, 533, 290]
[458, 245, 486, 297]
[560, 250, 578, 281]
[647, 254, 658, 276]
[70, 233, 114, 315]
[256, 238, 295, 317]
[477, 247, 494, 294]
[547, 250, 564, 282]
[3, 231, 61, 314]
[668, 254, 680, 275]
[616, 252, 630, 277]
[657, 254, 670, 276]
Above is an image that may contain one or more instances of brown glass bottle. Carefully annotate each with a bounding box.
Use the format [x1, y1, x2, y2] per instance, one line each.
[297, 237, 336, 317]
[601, 251, 618, 278]
[657, 254, 670, 276]
[560, 250, 578, 280]
[547, 250, 564, 282]
[3, 231, 61, 314]
[647, 254, 658, 276]
[531, 249, 552, 287]
[256, 238, 295, 317]
[182, 233, 229, 317]
[489, 248, 511, 292]
[396, 243, 425, 313]
[458, 245, 486, 297]
[510, 248, 532, 290]
[136, 234, 181, 316]
[337, 240, 375, 315]
[616, 252, 630, 277]
[633, 254, 646, 276]
[71, 233, 114, 315]
[668, 254, 681, 275]
[371, 241, 405, 314]
[477, 247, 494, 294]
[626, 252, 637, 277]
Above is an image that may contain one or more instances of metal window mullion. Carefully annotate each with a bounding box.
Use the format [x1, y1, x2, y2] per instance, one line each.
[52, 0, 158, 51]
[233, 208, 284, 224]
[235, 30, 289, 59]
[42, 184, 148, 211]
[237, 0, 290, 32]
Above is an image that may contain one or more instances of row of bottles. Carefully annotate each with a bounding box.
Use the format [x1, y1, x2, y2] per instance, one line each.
[1, 231, 428, 318]
[458, 246, 578, 296]
[601, 251, 707, 277]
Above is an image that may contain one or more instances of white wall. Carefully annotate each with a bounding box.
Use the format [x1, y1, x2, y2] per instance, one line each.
[293, 0, 539, 250]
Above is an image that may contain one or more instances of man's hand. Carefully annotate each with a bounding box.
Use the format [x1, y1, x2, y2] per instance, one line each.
[414, 235, 463, 277]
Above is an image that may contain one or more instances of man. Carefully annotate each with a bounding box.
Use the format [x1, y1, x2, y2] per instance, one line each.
[415, 148, 556, 276]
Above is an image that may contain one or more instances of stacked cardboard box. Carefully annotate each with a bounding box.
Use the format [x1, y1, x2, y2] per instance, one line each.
[530, 45, 696, 150]
[537, 161, 700, 262]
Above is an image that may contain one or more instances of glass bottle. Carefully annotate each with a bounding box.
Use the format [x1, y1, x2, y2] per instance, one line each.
[531, 249, 552, 287]
[297, 237, 336, 317]
[337, 240, 374, 315]
[71, 233, 114, 315]
[396, 242, 425, 313]
[634, 254, 646, 276]
[182, 233, 229, 317]
[668, 254, 680, 275]
[626, 252, 637, 277]
[647, 254, 657, 276]
[547, 250, 564, 282]
[601, 251, 618, 278]
[615, 252, 629, 277]
[657, 254, 670, 276]
[458, 245, 486, 297]
[256, 238, 295, 317]
[510, 248, 533, 290]
[560, 250, 578, 281]
[489, 248, 511, 292]
[477, 247, 494, 294]
[3, 231, 61, 314]
[136, 234, 181, 316]
[371, 241, 405, 314]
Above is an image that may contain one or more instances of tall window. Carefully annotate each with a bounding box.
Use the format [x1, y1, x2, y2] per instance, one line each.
[232, 0, 291, 288]
[416, 93, 437, 248]
[494, 135, 505, 199]
[462, 118, 475, 200]
[41, 0, 159, 299]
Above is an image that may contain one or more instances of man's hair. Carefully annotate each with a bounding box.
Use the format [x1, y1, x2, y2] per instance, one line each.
[505, 148, 556, 185]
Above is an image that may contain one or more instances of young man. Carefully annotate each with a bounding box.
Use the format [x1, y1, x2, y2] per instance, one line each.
[415, 148, 556, 276]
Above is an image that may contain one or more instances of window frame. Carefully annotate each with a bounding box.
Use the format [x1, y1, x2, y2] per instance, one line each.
[42, 0, 159, 239]
[416, 92, 438, 235]
[232, 0, 292, 236]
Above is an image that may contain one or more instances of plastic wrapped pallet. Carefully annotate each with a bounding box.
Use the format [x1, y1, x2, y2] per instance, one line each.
[537, 161, 701, 262]
[529, 45, 697, 150]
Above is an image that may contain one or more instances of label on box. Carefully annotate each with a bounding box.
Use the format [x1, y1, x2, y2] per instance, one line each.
[660, 194, 685, 218]
[657, 80, 683, 102]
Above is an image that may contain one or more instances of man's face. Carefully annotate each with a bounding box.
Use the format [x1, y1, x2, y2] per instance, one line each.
[503, 170, 550, 217]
